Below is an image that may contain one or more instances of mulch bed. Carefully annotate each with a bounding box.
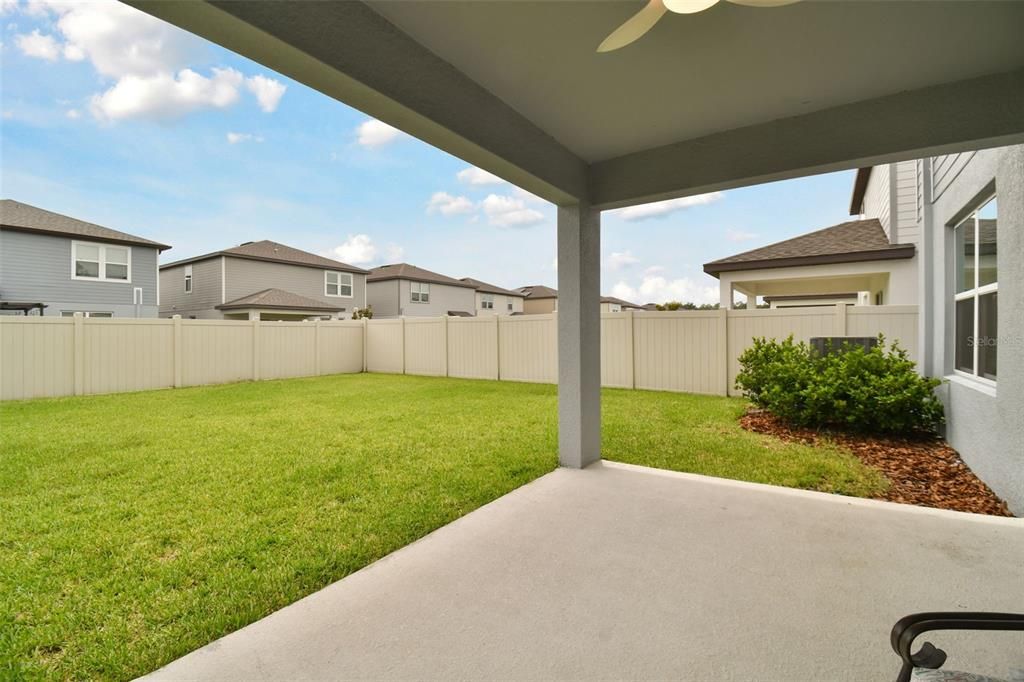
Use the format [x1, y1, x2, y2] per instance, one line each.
[740, 409, 1013, 517]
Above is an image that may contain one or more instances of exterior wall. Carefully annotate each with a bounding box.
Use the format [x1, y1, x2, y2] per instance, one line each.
[366, 279, 401, 318]
[396, 280, 476, 317]
[893, 160, 920, 246]
[862, 163, 891, 238]
[224, 257, 366, 319]
[159, 258, 223, 319]
[923, 145, 1023, 515]
[523, 297, 557, 314]
[474, 291, 524, 315]
[0, 229, 159, 317]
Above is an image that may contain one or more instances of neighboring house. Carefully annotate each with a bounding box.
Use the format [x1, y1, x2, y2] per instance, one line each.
[516, 285, 558, 314]
[366, 263, 476, 318]
[0, 199, 170, 318]
[600, 296, 643, 313]
[159, 240, 368, 320]
[703, 218, 917, 308]
[459, 277, 525, 315]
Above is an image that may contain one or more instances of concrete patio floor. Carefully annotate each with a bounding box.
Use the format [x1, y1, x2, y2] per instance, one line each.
[145, 462, 1024, 681]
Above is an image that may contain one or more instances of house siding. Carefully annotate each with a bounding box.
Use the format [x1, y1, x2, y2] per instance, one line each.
[893, 160, 920, 246]
[396, 279, 475, 317]
[224, 257, 366, 319]
[861, 164, 891, 239]
[923, 145, 1023, 515]
[0, 229, 159, 317]
[523, 298, 557, 314]
[366, 279, 401, 318]
[475, 291, 524, 315]
[159, 258, 223, 318]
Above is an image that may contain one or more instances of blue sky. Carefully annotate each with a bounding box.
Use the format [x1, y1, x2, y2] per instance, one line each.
[1, 0, 857, 305]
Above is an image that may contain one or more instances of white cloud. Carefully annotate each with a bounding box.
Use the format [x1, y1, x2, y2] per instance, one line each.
[456, 166, 506, 186]
[326, 234, 377, 265]
[15, 29, 59, 60]
[90, 67, 243, 122]
[612, 272, 719, 306]
[245, 74, 286, 113]
[726, 228, 757, 243]
[65, 108, 80, 119]
[356, 118, 405, 148]
[17, 1, 285, 121]
[226, 131, 263, 144]
[607, 250, 640, 271]
[384, 243, 405, 261]
[481, 193, 545, 228]
[427, 191, 474, 216]
[1, 0, 19, 14]
[613, 192, 724, 222]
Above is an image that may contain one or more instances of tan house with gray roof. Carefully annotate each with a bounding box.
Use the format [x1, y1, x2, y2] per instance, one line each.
[366, 263, 476, 318]
[459, 277, 525, 315]
[516, 285, 559, 314]
[159, 240, 368, 321]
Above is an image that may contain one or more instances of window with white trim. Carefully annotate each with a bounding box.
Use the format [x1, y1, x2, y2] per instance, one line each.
[610, 303, 622, 313]
[411, 281, 430, 303]
[507, 301, 513, 312]
[73, 241, 130, 282]
[61, 311, 113, 318]
[954, 195, 997, 382]
[481, 293, 494, 309]
[325, 270, 353, 297]
[184, 265, 193, 293]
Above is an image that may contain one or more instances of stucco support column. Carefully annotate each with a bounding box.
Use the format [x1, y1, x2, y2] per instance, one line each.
[557, 203, 601, 469]
[719, 280, 734, 309]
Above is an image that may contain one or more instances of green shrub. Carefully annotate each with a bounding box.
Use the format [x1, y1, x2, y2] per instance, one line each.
[735, 335, 944, 434]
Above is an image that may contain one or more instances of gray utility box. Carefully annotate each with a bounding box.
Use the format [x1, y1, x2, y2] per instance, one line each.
[809, 336, 879, 356]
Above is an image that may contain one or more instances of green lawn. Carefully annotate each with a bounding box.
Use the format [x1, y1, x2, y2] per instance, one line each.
[0, 374, 885, 680]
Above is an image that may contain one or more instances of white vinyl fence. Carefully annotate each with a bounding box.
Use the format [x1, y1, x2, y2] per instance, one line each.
[0, 305, 918, 401]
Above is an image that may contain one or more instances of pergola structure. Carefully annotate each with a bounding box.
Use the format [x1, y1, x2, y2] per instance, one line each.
[131, 0, 1024, 470]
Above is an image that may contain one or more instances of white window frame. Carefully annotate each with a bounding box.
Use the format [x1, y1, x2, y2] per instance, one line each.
[481, 293, 494, 309]
[71, 240, 131, 283]
[507, 301, 513, 312]
[61, 311, 114, 318]
[184, 265, 193, 294]
[324, 270, 354, 298]
[610, 303, 622, 313]
[411, 281, 430, 303]
[952, 193, 997, 387]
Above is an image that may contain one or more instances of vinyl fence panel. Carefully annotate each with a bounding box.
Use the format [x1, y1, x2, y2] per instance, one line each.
[447, 316, 499, 380]
[499, 314, 557, 384]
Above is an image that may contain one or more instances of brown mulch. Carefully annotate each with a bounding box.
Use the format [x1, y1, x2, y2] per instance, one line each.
[740, 409, 1013, 517]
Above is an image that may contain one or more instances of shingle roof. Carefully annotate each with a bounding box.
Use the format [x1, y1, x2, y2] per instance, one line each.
[161, 240, 368, 274]
[516, 284, 558, 299]
[460, 277, 526, 297]
[216, 288, 344, 311]
[601, 296, 642, 309]
[0, 199, 171, 251]
[703, 219, 914, 276]
[368, 263, 475, 288]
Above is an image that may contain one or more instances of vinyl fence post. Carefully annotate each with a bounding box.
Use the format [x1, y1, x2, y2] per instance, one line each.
[172, 315, 182, 388]
[441, 314, 449, 377]
[314, 318, 322, 376]
[400, 316, 406, 375]
[493, 313, 501, 380]
[362, 317, 368, 373]
[73, 312, 85, 396]
[252, 318, 261, 381]
[626, 309, 636, 390]
[835, 302, 848, 336]
[717, 308, 729, 396]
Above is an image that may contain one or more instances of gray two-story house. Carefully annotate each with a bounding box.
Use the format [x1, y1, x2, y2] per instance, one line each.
[0, 200, 169, 317]
[366, 263, 476, 318]
[159, 240, 368, 321]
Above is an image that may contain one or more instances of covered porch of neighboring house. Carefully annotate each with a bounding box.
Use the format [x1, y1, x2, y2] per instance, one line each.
[129, 0, 1024, 677]
[216, 287, 345, 321]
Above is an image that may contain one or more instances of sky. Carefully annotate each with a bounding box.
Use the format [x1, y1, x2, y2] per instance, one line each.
[1, 0, 859, 306]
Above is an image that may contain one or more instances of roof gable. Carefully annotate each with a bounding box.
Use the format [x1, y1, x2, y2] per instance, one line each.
[216, 287, 344, 311]
[368, 263, 475, 288]
[516, 285, 558, 299]
[161, 239, 368, 274]
[460, 277, 526, 297]
[1, 199, 171, 251]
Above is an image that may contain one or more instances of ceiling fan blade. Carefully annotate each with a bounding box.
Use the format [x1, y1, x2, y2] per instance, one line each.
[726, 0, 800, 6]
[663, 0, 720, 14]
[597, 0, 668, 52]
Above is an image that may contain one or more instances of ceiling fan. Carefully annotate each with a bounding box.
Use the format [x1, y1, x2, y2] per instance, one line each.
[598, 0, 800, 53]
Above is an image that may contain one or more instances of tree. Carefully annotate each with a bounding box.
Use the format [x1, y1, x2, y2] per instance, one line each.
[352, 306, 374, 320]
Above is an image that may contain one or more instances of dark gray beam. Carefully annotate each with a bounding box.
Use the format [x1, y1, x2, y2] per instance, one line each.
[589, 69, 1024, 210]
[128, 0, 589, 205]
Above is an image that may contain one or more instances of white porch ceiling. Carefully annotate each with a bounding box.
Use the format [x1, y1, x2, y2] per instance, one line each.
[129, 1, 1024, 207]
